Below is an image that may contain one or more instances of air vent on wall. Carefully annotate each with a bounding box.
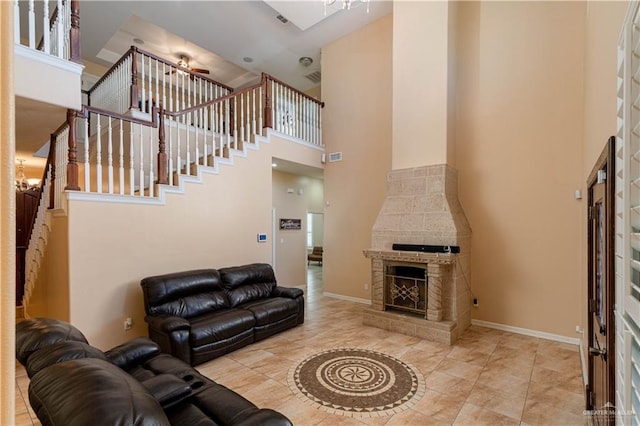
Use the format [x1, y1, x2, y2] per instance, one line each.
[328, 152, 343, 162]
[276, 14, 289, 24]
[305, 71, 322, 84]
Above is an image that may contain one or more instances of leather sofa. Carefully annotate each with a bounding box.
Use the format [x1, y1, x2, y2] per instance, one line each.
[16, 317, 292, 426]
[141, 263, 304, 366]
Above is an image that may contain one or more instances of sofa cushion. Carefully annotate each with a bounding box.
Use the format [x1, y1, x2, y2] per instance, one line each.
[25, 340, 108, 378]
[219, 263, 277, 307]
[141, 269, 230, 319]
[240, 298, 299, 327]
[29, 358, 170, 426]
[189, 309, 256, 347]
[16, 317, 89, 365]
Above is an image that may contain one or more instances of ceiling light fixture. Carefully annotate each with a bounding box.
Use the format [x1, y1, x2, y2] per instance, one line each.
[243, 57, 253, 63]
[299, 57, 313, 67]
[133, 38, 145, 45]
[324, 0, 370, 14]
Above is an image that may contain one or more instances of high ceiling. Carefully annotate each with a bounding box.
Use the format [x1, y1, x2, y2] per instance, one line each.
[16, 0, 392, 177]
[81, 0, 392, 91]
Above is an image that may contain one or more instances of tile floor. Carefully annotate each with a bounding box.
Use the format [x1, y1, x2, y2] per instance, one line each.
[15, 265, 586, 425]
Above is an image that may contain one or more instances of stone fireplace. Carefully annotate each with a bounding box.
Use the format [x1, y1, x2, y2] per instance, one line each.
[363, 164, 471, 345]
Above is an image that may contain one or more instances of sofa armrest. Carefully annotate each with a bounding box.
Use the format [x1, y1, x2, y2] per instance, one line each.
[146, 315, 191, 333]
[141, 374, 192, 408]
[234, 409, 293, 426]
[105, 337, 161, 369]
[272, 286, 303, 299]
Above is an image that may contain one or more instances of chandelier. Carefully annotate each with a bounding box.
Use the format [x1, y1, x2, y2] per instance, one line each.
[15, 159, 28, 192]
[324, 0, 370, 13]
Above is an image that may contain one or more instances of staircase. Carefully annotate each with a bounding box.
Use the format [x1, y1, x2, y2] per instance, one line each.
[16, 3, 324, 335]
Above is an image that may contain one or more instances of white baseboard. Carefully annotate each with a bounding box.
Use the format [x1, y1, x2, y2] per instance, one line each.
[323, 292, 371, 305]
[471, 319, 581, 346]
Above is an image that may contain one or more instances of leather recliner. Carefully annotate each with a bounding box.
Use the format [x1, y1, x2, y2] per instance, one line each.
[16, 317, 292, 426]
[141, 263, 304, 366]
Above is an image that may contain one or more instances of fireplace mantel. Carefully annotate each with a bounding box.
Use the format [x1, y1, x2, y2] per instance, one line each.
[363, 249, 455, 265]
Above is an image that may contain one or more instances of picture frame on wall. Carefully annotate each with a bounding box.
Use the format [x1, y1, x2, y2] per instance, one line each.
[280, 218, 301, 230]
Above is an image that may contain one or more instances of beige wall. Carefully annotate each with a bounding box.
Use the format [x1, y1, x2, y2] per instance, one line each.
[272, 170, 324, 286]
[322, 15, 393, 301]
[34, 132, 321, 350]
[456, 1, 587, 337]
[393, 1, 452, 169]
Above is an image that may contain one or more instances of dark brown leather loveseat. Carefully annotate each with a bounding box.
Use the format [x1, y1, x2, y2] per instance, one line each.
[141, 263, 304, 366]
[16, 317, 292, 426]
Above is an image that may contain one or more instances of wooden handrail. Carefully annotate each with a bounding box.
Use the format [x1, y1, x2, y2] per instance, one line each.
[80, 104, 158, 127]
[87, 46, 235, 97]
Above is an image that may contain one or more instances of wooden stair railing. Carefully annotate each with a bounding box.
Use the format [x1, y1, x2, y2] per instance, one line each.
[16, 0, 80, 62]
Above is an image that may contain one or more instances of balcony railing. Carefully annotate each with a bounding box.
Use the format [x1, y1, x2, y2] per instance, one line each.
[14, 0, 81, 62]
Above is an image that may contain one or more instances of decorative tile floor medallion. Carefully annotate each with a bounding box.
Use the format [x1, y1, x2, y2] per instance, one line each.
[288, 347, 426, 418]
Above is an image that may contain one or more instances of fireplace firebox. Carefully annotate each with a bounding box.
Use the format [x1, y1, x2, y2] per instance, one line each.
[385, 264, 427, 314]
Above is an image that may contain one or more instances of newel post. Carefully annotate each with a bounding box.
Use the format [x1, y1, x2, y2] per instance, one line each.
[69, 0, 81, 63]
[130, 48, 139, 110]
[65, 109, 80, 191]
[263, 73, 272, 129]
[48, 134, 56, 209]
[156, 104, 169, 185]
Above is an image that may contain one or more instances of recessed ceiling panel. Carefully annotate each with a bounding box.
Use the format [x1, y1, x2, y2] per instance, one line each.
[263, 0, 340, 31]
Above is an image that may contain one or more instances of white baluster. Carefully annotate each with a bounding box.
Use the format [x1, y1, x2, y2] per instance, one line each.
[240, 94, 245, 145]
[108, 116, 113, 194]
[129, 126, 135, 196]
[176, 118, 182, 177]
[28, 0, 35, 49]
[258, 86, 263, 133]
[155, 59, 159, 111]
[251, 89, 256, 140]
[318, 103, 322, 145]
[233, 96, 238, 149]
[168, 118, 174, 186]
[96, 114, 102, 193]
[141, 55, 146, 113]
[195, 109, 199, 166]
[225, 99, 230, 153]
[149, 123, 154, 198]
[139, 123, 144, 196]
[148, 55, 153, 111]
[162, 62, 166, 112]
[185, 112, 190, 174]
[43, 1, 50, 54]
[119, 119, 124, 195]
[84, 117, 90, 191]
[56, 0, 63, 58]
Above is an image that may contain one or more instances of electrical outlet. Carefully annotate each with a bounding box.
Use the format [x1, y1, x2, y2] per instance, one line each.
[575, 325, 584, 334]
[473, 298, 479, 307]
[124, 317, 133, 330]
[364, 283, 369, 290]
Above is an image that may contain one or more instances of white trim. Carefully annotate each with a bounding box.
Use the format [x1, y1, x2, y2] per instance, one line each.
[265, 128, 325, 151]
[471, 319, 580, 346]
[14, 44, 84, 75]
[323, 292, 371, 305]
[579, 338, 589, 386]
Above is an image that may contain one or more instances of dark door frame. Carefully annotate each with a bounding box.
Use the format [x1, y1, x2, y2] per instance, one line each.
[586, 136, 616, 418]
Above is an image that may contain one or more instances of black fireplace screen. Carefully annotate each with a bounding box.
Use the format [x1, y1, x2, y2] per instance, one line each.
[384, 265, 427, 314]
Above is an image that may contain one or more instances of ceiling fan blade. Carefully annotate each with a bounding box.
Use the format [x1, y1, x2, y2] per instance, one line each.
[191, 68, 210, 74]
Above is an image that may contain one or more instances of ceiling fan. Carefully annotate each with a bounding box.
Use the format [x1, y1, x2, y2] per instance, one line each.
[166, 55, 210, 77]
